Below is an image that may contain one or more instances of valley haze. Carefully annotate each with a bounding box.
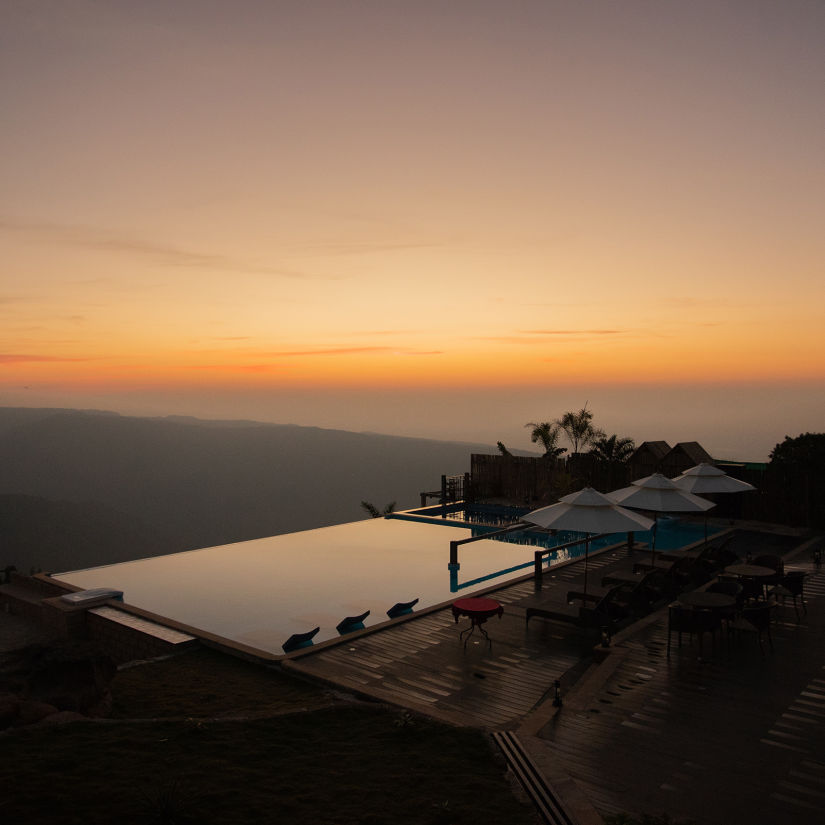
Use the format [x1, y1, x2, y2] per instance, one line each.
[0, 406, 497, 573]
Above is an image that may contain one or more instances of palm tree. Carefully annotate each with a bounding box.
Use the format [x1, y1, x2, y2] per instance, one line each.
[589, 434, 635, 464]
[360, 501, 396, 518]
[496, 441, 512, 457]
[589, 434, 635, 490]
[525, 421, 567, 459]
[556, 404, 604, 455]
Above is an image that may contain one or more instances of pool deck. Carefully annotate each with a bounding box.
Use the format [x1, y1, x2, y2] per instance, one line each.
[285, 526, 825, 825]
[3, 523, 823, 824]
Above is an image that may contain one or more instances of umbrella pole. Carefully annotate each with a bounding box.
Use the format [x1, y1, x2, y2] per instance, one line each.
[650, 514, 658, 569]
[583, 534, 590, 598]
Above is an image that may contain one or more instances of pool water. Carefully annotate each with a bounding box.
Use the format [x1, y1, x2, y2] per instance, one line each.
[54, 514, 718, 656]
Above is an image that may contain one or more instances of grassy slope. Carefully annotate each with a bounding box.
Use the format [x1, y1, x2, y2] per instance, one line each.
[2, 647, 538, 825]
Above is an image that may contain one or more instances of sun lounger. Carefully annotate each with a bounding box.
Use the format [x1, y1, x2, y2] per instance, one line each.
[526, 585, 630, 632]
[590, 567, 673, 611]
[386, 598, 419, 619]
[336, 610, 370, 635]
[282, 627, 320, 653]
[656, 535, 736, 568]
[603, 565, 688, 604]
[632, 558, 680, 574]
[567, 577, 655, 617]
[632, 555, 715, 592]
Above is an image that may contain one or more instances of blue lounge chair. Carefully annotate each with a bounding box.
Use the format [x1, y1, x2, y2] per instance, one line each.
[336, 610, 370, 635]
[282, 627, 320, 653]
[387, 598, 418, 619]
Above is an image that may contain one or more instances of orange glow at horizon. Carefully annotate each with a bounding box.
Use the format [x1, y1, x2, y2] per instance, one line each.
[3, 318, 824, 392]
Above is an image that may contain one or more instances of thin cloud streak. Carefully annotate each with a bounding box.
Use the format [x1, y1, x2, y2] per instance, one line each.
[0, 354, 91, 364]
[188, 346, 445, 365]
[520, 329, 624, 335]
[341, 330, 423, 337]
[262, 347, 396, 357]
[397, 350, 443, 356]
[260, 347, 443, 358]
[301, 239, 446, 256]
[472, 331, 629, 344]
[0, 217, 313, 279]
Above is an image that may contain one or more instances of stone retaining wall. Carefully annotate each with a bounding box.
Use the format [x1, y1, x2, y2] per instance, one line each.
[85, 609, 196, 664]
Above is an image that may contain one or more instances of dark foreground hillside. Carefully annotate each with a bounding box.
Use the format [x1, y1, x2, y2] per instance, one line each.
[0, 407, 492, 573]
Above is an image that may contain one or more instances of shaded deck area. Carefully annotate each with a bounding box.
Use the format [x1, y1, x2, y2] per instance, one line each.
[287, 527, 825, 824]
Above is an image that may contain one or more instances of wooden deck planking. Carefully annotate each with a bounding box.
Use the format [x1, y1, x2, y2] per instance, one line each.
[285, 543, 677, 728]
[289, 588, 593, 727]
[538, 564, 825, 825]
[287, 532, 825, 822]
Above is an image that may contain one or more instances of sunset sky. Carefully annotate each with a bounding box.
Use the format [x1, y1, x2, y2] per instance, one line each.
[2, 1, 823, 459]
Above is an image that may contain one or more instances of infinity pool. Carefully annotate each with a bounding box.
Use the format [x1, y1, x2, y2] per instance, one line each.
[54, 514, 716, 656]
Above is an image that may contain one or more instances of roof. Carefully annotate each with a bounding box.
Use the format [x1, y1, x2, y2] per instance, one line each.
[670, 441, 714, 464]
[716, 460, 768, 472]
[630, 440, 671, 461]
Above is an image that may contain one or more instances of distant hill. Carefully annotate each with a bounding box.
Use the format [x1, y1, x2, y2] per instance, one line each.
[0, 494, 180, 574]
[0, 407, 495, 573]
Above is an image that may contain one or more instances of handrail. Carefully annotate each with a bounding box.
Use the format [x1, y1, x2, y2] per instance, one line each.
[448, 521, 616, 583]
[448, 522, 532, 566]
[532, 534, 608, 583]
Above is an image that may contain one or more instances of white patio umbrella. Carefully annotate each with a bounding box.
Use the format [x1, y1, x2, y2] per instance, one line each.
[524, 487, 654, 598]
[607, 473, 715, 566]
[671, 463, 756, 495]
[671, 463, 755, 541]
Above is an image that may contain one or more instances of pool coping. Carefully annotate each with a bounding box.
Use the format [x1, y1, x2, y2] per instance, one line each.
[41, 518, 744, 666]
[42, 532, 640, 665]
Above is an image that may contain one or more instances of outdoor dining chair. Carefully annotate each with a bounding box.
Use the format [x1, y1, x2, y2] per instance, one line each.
[771, 570, 807, 620]
[667, 603, 721, 659]
[734, 603, 774, 657]
[706, 580, 743, 634]
[751, 554, 784, 584]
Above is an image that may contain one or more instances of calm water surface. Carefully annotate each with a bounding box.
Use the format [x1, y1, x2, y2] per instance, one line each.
[55, 516, 715, 655]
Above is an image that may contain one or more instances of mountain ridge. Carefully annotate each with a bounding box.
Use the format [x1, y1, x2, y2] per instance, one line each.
[0, 406, 502, 573]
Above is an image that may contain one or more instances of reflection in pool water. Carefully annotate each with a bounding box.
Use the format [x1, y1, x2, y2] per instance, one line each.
[54, 514, 716, 656]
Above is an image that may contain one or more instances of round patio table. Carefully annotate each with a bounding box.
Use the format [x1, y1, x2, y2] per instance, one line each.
[724, 563, 776, 600]
[451, 597, 503, 648]
[724, 564, 775, 579]
[678, 591, 736, 610]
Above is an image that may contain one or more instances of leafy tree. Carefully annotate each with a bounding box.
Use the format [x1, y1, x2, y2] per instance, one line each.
[556, 403, 604, 454]
[524, 421, 567, 459]
[769, 432, 825, 467]
[496, 441, 512, 457]
[768, 433, 825, 527]
[360, 500, 396, 518]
